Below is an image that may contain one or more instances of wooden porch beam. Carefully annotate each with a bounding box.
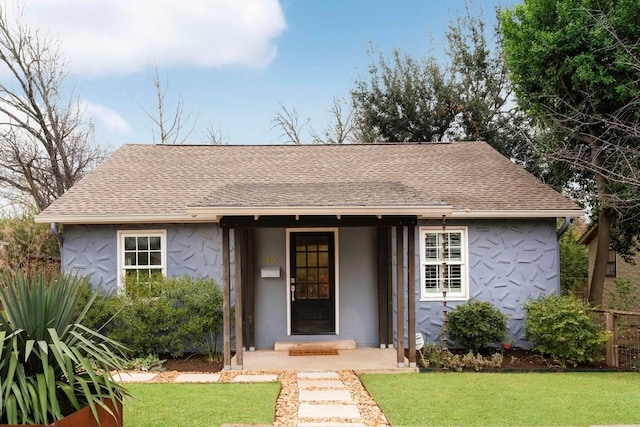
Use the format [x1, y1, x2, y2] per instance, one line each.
[234, 228, 244, 369]
[222, 227, 231, 370]
[396, 225, 405, 368]
[408, 224, 416, 367]
[246, 228, 256, 350]
[221, 215, 417, 228]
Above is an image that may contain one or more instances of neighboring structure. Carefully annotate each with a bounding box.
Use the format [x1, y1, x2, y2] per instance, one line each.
[578, 225, 640, 310]
[36, 142, 582, 368]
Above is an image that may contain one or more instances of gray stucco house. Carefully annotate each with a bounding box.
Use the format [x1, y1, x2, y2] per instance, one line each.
[36, 141, 582, 368]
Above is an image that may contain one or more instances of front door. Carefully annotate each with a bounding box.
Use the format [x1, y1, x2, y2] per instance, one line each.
[290, 232, 335, 334]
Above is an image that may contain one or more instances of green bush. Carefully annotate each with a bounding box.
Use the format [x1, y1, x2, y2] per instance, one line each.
[84, 275, 223, 358]
[524, 294, 608, 368]
[447, 300, 508, 352]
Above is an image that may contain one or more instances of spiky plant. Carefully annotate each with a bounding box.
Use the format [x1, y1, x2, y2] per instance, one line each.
[0, 272, 128, 424]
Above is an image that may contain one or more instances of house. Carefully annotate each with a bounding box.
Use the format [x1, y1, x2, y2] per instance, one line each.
[36, 141, 582, 368]
[577, 225, 640, 310]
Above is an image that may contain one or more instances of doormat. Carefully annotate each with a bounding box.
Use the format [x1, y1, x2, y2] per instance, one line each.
[289, 348, 339, 356]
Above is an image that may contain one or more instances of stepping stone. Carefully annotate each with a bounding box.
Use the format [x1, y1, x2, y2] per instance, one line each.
[233, 374, 278, 383]
[298, 423, 365, 427]
[112, 372, 157, 383]
[299, 389, 351, 402]
[174, 373, 221, 383]
[299, 403, 361, 419]
[297, 371, 339, 379]
[297, 380, 345, 389]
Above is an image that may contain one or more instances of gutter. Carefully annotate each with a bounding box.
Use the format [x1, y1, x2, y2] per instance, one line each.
[50, 222, 63, 247]
[557, 217, 571, 239]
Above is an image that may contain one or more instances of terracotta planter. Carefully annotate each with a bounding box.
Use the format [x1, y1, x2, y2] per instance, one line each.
[502, 343, 512, 350]
[1, 399, 122, 427]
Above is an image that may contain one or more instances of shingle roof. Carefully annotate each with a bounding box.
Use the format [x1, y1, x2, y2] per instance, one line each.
[36, 142, 582, 223]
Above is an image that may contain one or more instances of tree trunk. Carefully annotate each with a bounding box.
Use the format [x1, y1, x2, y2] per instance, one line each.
[589, 209, 610, 306]
[588, 136, 611, 306]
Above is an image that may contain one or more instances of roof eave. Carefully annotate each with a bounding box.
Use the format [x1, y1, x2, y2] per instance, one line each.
[35, 207, 584, 225]
[447, 208, 585, 219]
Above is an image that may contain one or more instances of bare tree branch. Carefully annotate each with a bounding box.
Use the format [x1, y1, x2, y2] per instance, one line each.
[271, 103, 309, 145]
[140, 66, 196, 144]
[0, 4, 107, 211]
[310, 98, 356, 144]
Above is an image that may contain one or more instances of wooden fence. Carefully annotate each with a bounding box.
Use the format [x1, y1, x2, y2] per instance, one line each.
[593, 309, 640, 370]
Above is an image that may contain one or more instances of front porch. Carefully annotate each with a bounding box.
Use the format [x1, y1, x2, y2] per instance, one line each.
[219, 215, 423, 371]
[230, 347, 415, 372]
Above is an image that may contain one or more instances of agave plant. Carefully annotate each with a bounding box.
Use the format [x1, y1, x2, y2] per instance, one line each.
[0, 272, 128, 425]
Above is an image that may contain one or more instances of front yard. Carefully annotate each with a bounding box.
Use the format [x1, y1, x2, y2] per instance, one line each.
[124, 383, 280, 427]
[360, 372, 640, 426]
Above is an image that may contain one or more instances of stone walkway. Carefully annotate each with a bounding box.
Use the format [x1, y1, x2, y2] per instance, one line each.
[113, 370, 387, 426]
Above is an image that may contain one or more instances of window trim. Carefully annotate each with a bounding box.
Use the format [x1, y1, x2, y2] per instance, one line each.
[419, 226, 469, 301]
[116, 229, 167, 293]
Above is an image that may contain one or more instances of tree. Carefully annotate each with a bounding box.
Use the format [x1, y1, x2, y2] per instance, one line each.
[141, 66, 196, 144]
[559, 220, 589, 294]
[310, 98, 356, 144]
[500, 0, 640, 305]
[350, 8, 529, 158]
[270, 103, 309, 145]
[0, 5, 107, 211]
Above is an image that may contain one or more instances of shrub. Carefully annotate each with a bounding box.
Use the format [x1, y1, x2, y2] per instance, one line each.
[84, 275, 223, 358]
[420, 343, 503, 371]
[447, 300, 508, 352]
[524, 294, 608, 367]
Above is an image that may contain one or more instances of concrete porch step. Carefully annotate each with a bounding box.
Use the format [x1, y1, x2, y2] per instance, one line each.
[274, 340, 356, 351]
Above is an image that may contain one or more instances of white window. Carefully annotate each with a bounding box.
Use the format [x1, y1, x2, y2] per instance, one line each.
[419, 226, 469, 301]
[117, 230, 167, 292]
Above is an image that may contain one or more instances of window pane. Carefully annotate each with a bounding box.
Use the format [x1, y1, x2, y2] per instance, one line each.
[424, 247, 438, 261]
[308, 283, 318, 299]
[318, 252, 329, 267]
[137, 252, 149, 266]
[319, 283, 329, 299]
[296, 253, 306, 267]
[308, 268, 318, 283]
[424, 265, 440, 293]
[296, 236, 306, 251]
[307, 252, 318, 267]
[449, 247, 462, 261]
[296, 268, 307, 283]
[149, 236, 161, 250]
[137, 237, 149, 250]
[448, 265, 462, 292]
[307, 236, 318, 251]
[150, 251, 162, 266]
[125, 252, 136, 266]
[124, 237, 136, 251]
[319, 268, 329, 284]
[296, 283, 306, 299]
[318, 236, 329, 251]
[425, 233, 438, 247]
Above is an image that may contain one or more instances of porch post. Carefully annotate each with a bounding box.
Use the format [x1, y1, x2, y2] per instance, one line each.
[407, 223, 416, 368]
[386, 227, 393, 348]
[222, 226, 231, 370]
[396, 225, 405, 367]
[234, 228, 244, 369]
[377, 226, 388, 348]
[245, 229, 256, 351]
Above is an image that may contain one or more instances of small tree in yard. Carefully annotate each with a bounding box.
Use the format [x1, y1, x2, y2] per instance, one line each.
[448, 300, 508, 353]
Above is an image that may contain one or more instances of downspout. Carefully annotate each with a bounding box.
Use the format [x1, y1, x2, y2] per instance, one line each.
[50, 222, 63, 247]
[557, 217, 571, 239]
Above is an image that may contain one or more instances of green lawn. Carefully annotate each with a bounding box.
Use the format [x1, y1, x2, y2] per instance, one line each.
[360, 372, 640, 426]
[123, 383, 281, 427]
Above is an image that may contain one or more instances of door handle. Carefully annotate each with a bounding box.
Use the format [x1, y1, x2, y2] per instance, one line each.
[290, 284, 295, 301]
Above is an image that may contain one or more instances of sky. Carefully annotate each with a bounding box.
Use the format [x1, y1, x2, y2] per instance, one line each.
[10, 0, 520, 149]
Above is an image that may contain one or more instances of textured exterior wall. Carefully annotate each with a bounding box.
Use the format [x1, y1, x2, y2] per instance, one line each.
[253, 227, 378, 349]
[409, 219, 560, 349]
[61, 223, 223, 291]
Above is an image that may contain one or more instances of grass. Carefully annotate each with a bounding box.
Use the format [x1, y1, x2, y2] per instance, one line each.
[360, 372, 640, 426]
[123, 383, 281, 427]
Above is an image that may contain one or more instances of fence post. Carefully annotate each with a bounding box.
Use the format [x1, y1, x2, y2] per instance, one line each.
[604, 311, 617, 368]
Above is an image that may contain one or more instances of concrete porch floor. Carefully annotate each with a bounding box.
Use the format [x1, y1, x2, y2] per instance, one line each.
[230, 347, 416, 372]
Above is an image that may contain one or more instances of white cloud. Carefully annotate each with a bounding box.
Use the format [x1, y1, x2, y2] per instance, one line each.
[83, 101, 130, 133]
[11, 0, 286, 76]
